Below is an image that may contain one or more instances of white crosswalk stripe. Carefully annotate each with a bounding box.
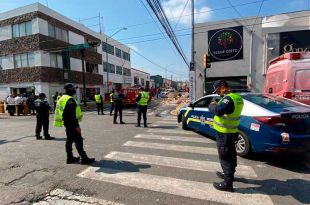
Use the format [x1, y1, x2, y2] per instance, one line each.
[134, 134, 214, 143]
[78, 167, 273, 205]
[123, 141, 218, 155]
[105, 151, 257, 178]
[147, 128, 194, 135]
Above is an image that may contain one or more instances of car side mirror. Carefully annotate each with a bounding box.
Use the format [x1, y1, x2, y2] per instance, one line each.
[189, 103, 194, 108]
[268, 88, 273, 94]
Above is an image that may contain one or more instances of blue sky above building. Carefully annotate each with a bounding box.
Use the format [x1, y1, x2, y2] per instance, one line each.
[0, 0, 309, 81]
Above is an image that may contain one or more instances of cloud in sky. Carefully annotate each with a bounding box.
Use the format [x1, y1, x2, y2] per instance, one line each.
[162, 0, 212, 27]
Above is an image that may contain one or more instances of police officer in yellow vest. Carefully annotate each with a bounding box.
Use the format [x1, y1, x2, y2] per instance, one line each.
[208, 80, 244, 192]
[94, 91, 104, 115]
[136, 87, 151, 127]
[54, 83, 95, 164]
[109, 90, 114, 116]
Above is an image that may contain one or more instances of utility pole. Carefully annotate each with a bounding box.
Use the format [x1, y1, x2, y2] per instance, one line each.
[81, 49, 87, 107]
[189, 0, 196, 103]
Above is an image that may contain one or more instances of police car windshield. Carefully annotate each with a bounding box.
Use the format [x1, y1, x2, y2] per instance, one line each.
[242, 94, 302, 109]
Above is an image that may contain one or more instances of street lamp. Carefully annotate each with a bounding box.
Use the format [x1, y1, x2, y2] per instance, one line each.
[105, 27, 127, 92]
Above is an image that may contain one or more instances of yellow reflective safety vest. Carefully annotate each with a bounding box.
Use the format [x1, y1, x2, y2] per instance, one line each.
[54, 95, 83, 127]
[213, 93, 244, 134]
[56, 95, 61, 102]
[94, 94, 102, 103]
[110, 93, 113, 103]
[139, 91, 149, 106]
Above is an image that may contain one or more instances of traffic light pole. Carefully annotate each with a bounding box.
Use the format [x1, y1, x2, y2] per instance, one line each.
[81, 49, 87, 107]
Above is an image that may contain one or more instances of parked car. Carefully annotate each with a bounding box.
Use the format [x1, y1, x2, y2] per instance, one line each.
[178, 93, 310, 157]
[263, 52, 310, 105]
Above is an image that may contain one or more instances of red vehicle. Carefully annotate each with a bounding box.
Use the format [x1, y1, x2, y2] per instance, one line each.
[122, 87, 140, 105]
[263, 52, 310, 105]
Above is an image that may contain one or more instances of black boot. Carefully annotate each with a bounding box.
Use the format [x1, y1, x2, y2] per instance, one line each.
[67, 156, 80, 164]
[36, 135, 42, 140]
[81, 157, 95, 164]
[213, 182, 234, 192]
[136, 124, 141, 127]
[216, 171, 225, 179]
[44, 135, 55, 140]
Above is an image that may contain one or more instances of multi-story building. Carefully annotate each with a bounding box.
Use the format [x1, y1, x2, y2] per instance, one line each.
[131, 68, 150, 88]
[0, 3, 132, 103]
[194, 10, 310, 99]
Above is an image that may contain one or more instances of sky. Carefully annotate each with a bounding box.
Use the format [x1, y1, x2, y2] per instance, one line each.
[0, 0, 309, 81]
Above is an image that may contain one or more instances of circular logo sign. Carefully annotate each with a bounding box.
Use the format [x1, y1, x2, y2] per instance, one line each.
[208, 27, 243, 61]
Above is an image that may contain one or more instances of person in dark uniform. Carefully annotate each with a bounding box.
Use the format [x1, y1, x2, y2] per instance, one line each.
[34, 93, 54, 140]
[208, 80, 244, 192]
[136, 87, 151, 127]
[54, 83, 95, 164]
[112, 87, 125, 124]
[94, 91, 104, 115]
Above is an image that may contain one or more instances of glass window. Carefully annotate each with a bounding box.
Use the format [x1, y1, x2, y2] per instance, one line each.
[57, 55, 63, 68]
[102, 42, 108, 52]
[12, 24, 19, 38]
[295, 70, 310, 91]
[19, 23, 26, 37]
[48, 24, 55, 38]
[14, 54, 22, 68]
[28, 53, 35, 67]
[25, 21, 32, 36]
[62, 29, 68, 42]
[0, 56, 2, 69]
[194, 97, 214, 108]
[116, 66, 122, 75]
[141, 78, 145, 86]
[243, 94, 301, 109]
[108, 44, 114, 55]
[21, 53, 28, 67]
[50, 53, 57, 67]
[109, 64, 115, 73]
[55, 27, 62, 40]
[115, 48, 122, 57]
[103, 62, 108, 72]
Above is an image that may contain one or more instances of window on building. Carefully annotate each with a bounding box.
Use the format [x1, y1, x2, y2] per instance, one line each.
[123, 68, 131, 76]
[102, 42, 114, 55]
[116, 66, 122, 75]
[0, 56, 2, 70]
[115, 48, 122, 58]
[103, 62, 108, 72]
[50, 53, 57, 68]
[86, 62, 99, 73]
[122, 51, 130, 61]
[109, 64, 115, 73]
[134, 76, 139, 85]
[14, 53, 35, 68]
[48, 23, 55, 38]
[12, 21, 32, 38]
[55, 27, 62, 40]
[141, 78, 145, 86]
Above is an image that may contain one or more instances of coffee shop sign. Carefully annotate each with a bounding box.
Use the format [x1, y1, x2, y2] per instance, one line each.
[283, 44, 310, 53]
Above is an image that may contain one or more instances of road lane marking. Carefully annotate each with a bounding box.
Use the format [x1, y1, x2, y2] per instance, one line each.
[147, 129, 194, 135]
[78, 167, 273, 205]
[33, 189, 125, 205]
[105, 151, 257, 178]
[134, 134, 214, 143]
[123, 141, 218, 155]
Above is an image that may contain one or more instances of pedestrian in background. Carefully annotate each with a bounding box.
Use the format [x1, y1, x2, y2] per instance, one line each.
[14, 94, 23, 116]
[208, 80, 244, 192]
[94, 91, 104, 115]
[54, 83, 95, 164]
[52, 92, 59, 111]
[112, 87, 125, 124]
[34, 93, 54, 140]
[27, 93, 36, 115]
[109, 89, 115, 116]
[136, 87, 151, 127]
[6, 94, 15, 116]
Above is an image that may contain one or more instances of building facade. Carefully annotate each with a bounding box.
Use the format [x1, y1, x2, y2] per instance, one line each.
[194, 10, 310, 99]
[0, 3, 132, 103]
[131, 68, 150, 88]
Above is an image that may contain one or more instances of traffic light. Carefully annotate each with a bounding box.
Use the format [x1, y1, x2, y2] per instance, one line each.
[203, 53, 211, 69]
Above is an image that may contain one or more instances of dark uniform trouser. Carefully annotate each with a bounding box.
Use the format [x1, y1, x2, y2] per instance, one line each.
[114, 103, 123, 123]
[216, 132, 238, 186]
[35, 115, 49, 137]
[137, 105, 147, 126]
[65, 127, 87, 159]
[110, 102, 114, 115]
[96, 103, 103, 114]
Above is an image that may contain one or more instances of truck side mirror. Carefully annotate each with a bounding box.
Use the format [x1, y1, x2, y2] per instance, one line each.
[268, 88, 273, 94]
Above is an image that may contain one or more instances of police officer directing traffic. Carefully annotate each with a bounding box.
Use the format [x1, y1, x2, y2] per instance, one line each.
[54, 83, 95, 164]
[136, 87, 150, 127]
[94, 91, 104, 115]
[208, 80, 244, 192]
[112, 86, 125, 124]
[34, 93, 54, 140]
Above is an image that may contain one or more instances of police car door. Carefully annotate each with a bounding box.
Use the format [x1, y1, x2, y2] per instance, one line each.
[189, 97, 213, 132]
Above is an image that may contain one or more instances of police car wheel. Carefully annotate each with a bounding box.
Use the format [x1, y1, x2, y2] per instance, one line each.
[182, 115, 189, 130]
[236, 131, 252, 157]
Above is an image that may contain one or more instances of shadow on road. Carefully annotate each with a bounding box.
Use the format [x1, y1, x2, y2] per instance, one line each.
[94, 159, 151, 174]
[0, 135, 34, 145]
[235, 178, 310, 204]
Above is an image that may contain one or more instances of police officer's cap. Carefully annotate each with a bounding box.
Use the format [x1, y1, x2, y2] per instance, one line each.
[64, 83, 78, 90]
[212, 80, 229, 93]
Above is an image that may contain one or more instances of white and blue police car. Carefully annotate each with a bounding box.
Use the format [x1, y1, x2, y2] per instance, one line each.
[178, 93, 310, 157]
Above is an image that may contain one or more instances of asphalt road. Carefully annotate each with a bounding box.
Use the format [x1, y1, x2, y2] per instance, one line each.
[0, 102, 309, 205]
